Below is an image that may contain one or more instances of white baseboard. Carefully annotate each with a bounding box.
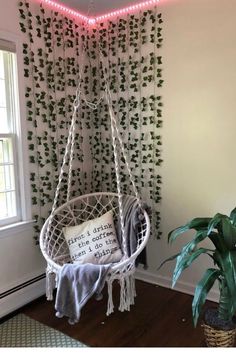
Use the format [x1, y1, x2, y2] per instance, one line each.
[135, 268, 219, 303]
[1, 269, 219, 320]
[0, 268, 46, 294]
[0, 278, 46, 319]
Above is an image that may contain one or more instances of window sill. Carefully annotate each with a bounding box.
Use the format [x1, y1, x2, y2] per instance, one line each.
[0, 219, 36, 239]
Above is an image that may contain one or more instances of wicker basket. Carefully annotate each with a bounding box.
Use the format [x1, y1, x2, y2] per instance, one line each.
[202, 323, 236, 347]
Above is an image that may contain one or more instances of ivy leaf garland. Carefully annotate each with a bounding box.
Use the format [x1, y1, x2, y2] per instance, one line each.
[18, 0, 163, 243]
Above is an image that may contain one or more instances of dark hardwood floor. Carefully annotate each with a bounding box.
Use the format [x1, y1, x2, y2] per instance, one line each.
[13, 280, 217, 347]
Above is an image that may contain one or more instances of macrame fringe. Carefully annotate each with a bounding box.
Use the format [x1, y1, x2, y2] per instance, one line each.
[130, 274, 137, 302]
[46, 266, 56, 301]
[106, 274, 136, 316]
[106, 277, 115, 316]
[46, 265, 137, 317]
[119, 274, 136, 312]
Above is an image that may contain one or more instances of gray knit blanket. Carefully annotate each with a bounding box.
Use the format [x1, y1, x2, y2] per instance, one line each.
[55, 263, 111, 324]
[116, 195, 148, 266]
[55, 196, 147, 324]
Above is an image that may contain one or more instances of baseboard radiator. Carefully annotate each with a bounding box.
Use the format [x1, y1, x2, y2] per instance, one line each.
[0, 274, 46, 319]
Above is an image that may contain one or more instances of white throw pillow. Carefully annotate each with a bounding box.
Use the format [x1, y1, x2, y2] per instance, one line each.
[63, 210, 123, 265]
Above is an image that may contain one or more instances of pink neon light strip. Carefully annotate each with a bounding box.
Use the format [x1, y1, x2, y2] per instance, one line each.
[95, 0, 160, 22]
[41, 0, 160, 24]
[42, 0, 88, 21]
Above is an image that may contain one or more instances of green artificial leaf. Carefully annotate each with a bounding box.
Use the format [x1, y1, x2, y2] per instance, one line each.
[221, 218, 236, 250]
[192, 268, 221, 327]
[173, 246, 211, 287]
[168, 218, 211, 243]
[208, 231, 228, 253]
[215, 250, 236, 313]
[157, 253, 180, 271]
[207, 213, 227, 235]
[230, 207, 236, 225]
[207, 213, 236, 251]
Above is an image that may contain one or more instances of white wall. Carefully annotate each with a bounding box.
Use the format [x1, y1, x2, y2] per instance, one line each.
[137, 0, 236, 301]
[0, 0, 46, 317]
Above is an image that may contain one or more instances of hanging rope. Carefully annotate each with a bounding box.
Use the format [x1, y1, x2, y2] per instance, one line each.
[40, 0, 151, 319]
[45, 91, 81, 240]
[45, 14, 144, 258]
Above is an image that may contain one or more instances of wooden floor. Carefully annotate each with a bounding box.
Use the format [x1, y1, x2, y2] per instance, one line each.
[14, 280, 217, 347]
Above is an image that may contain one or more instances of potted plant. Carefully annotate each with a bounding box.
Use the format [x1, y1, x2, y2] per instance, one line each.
[160, 207, 236, 347]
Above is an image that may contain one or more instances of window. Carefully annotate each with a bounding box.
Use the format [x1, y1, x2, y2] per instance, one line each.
[0, 42, 21, 226]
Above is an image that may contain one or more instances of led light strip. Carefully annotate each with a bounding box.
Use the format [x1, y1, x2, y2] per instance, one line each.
[42, 0, 89, 21]
[41, 0, 160, 24]
[95, 0, 160, 22]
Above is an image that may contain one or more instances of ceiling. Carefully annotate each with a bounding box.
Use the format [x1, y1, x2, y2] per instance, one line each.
[59, 0, 140, 16]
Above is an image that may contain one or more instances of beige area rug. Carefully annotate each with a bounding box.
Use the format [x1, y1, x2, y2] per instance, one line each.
[0, 313, 87, 347]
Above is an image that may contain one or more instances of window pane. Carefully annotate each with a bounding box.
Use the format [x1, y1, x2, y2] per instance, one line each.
[0, 165, 5, 191]
[4, 165, 15, 190]
[0, 192, 7, 218]
[0, 137, 16, 219]
[0, 107, 8, 133]
[6, 191, 16, 217]
[0, 165, 15, 191]
[0, 191, 16, 219]
[0, 137, 13, 164]
[0, 51, 4, 79]
[0, 47, 20, 225]
[0, 78, 6, 107]
[0, 50, 8, 133]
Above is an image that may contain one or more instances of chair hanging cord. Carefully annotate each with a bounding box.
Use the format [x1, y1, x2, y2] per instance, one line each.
[98, 42, 142, 208]
[46, 90, 81, 237]
[86, 0, 95, 18]
[105, 83, 142, 209]
[107, 94, 127, 258]
[46, 13, 143, 244]
[100, 42, 143, 256]
[47, 0, 95, 216]
[67, 87, 82, 202]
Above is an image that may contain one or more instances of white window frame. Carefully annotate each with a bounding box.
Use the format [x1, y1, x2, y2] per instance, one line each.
[0, 31, 32, 232]
[0, 134, 20, 225]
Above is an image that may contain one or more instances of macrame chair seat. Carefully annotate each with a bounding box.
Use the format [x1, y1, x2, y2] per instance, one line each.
[40, 192, 150, 315]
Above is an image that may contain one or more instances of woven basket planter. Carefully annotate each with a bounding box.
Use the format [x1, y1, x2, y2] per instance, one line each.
[202, 323, 236, 347]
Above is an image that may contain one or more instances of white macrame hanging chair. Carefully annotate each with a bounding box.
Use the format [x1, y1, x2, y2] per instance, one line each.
[39, 18, 151, 316]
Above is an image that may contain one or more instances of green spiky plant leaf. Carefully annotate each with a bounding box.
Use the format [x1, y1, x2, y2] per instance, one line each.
[160, 207, 236, 327]
[192, 268, 222, 327]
